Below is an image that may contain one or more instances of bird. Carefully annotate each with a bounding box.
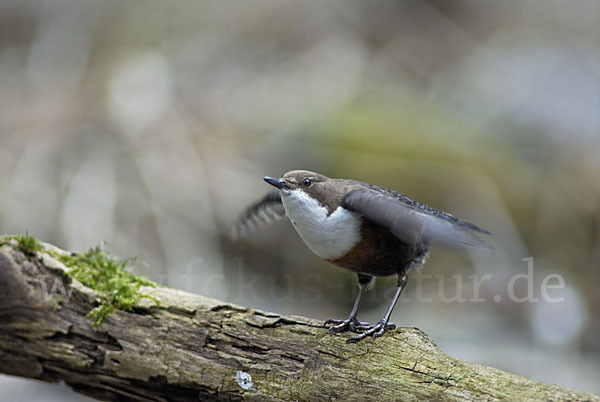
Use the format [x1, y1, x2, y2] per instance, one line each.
[232, 170, 492, 343]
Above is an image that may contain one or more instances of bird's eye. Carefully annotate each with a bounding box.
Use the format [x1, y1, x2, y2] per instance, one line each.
[303, 177, 312, 187]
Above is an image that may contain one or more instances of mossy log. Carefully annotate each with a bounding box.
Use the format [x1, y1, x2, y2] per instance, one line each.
[0, 239, 597, 402]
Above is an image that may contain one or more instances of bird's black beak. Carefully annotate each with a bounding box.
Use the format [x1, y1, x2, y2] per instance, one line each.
[264, 176, 288, 190]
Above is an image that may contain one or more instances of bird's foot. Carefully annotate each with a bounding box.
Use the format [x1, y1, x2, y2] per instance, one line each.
[346, 319, 396, 343]
[324, 316, 372, 334]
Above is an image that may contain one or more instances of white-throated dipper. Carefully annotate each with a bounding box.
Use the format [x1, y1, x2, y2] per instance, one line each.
[233, 170, 492, 343]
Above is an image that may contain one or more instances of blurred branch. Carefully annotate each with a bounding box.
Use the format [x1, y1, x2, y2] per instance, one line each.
[0, 239, 597, 402]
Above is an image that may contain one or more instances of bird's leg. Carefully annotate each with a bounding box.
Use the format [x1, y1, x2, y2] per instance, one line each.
[347, 273, 407, 343]
[325, 274, 373, 333]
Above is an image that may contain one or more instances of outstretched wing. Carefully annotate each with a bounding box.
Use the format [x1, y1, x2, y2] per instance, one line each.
[230, 191, 286, 240]
[342, 187, 493, 250]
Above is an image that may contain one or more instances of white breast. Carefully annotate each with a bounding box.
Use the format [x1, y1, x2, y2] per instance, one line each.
[280, 189, 361, 260]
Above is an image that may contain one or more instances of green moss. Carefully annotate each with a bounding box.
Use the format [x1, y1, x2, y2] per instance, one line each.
[54, 246, 160, 328]
[1, 235, 160, 326]
[1, 234, 44, 255]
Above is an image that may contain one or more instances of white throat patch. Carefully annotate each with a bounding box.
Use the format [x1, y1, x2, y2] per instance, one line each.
[280, 189, 361, 260]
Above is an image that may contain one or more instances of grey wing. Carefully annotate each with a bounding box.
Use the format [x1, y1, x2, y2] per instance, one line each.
[342, 189, 493, 250]
[230, 191, 286, 240]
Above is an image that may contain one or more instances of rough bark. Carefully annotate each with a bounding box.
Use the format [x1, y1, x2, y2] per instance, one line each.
[0, 240, 597, 402]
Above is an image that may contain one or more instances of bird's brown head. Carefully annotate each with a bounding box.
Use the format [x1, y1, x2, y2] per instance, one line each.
[264, 170, 346, 212]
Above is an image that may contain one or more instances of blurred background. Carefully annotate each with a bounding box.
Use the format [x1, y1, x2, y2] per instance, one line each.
[1, 0, 599, 399]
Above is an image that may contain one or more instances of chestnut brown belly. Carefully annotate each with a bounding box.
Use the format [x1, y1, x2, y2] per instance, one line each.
[327, 219, 429, 277]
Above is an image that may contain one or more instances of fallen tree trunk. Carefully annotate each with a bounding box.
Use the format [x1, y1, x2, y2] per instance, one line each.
[0, 238, 597, 402]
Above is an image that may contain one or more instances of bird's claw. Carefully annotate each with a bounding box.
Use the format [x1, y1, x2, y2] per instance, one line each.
[324, 317, 372, 334]
[346, 319, 396, 343]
